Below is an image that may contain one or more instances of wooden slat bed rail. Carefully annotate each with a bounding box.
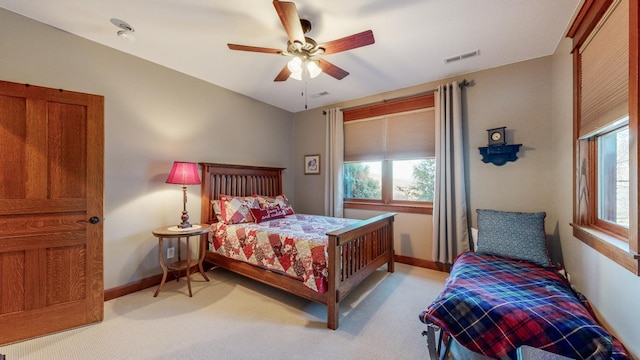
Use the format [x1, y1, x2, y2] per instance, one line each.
[326, 212, 395, 329]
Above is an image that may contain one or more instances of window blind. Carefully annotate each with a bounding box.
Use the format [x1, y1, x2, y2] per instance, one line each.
[344, 108, 435, 162]
[579, 0, 629, 138]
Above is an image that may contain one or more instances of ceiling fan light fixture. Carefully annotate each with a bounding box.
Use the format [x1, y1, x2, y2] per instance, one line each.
[289, 69, 302, 81]
[286, 57, 322, 81]
[307, 60, 321, 78]
[287, 56, 302, 73]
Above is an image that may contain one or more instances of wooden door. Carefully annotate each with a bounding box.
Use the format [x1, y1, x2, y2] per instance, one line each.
[0, 80, 104, 344]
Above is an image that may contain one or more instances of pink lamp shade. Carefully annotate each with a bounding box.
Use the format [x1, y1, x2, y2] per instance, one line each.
[165, 161, 201, 185]
[166, 161, 200, 229]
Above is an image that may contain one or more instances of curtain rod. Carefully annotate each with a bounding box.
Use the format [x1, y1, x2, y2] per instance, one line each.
[322, 79, 472, 115]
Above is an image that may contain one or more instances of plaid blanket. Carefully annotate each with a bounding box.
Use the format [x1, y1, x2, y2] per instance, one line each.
[419, 252, 628, 359]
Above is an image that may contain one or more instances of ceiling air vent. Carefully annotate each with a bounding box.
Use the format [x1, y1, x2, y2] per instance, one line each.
[444, 49, 480, 64]
[310, 91, 330, 99]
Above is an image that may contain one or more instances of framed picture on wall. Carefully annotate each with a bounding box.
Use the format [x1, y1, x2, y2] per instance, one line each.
[304, 154, 320, 175]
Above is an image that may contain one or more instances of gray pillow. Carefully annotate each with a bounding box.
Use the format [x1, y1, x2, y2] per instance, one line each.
[476, 209, 551, 267]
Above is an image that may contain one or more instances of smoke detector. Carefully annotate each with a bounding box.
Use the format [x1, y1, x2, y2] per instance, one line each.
[110, 18, 135, 41]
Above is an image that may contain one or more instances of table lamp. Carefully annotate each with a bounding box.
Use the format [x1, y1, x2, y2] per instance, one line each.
[166, 161, 201, 228]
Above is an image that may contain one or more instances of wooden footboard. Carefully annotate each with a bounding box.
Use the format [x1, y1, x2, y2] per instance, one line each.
[326, 212, 395, 329]
[199, 162, 395, 329]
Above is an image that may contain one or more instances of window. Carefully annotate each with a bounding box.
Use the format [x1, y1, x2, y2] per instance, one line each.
[596, 125, 629, 235]
[598, 127, 629, 227]
[344, 161, 382, 200]
[393, 159, 435, 202]
[568, 0, 640, 274]
[342, 94, 435, 214]
[344, 159, 435, 202]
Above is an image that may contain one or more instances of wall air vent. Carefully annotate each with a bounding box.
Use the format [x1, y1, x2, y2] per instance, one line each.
[444, 49, 480, 64]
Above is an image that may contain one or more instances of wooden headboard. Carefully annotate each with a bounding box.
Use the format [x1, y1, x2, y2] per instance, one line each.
[199, 162, 285, 225]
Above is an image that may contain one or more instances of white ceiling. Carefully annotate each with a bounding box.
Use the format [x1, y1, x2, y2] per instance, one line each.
[0, 0, 580, 113]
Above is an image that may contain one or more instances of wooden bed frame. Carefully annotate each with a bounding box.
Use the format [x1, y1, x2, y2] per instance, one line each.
[199, 162, 395, 329]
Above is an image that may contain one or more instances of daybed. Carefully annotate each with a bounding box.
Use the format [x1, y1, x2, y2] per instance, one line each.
[199, 162, 395, 330]
[420, 209, 629, 359]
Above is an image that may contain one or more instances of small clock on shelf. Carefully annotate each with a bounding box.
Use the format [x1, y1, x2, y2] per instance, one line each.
[487, 126, 506, 146]
[478, 126, 522, 166]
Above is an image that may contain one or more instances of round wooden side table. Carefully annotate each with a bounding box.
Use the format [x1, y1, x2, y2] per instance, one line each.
[152, 224, 210, 297]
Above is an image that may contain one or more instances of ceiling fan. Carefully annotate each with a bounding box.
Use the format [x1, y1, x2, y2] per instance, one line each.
[227, 0, 375, 82]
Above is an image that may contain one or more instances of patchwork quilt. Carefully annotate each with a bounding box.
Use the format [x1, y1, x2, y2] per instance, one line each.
[210, 214, 358, 293]
[420, 252, 629, 359]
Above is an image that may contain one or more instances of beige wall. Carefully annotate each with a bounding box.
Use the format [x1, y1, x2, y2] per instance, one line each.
[292, 109, 326, 215]
[0, 8, 295, 289]
[293, 56, 559, 262]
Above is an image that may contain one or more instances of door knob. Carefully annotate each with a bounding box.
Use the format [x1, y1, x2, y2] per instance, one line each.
[88, 216, 100, 224]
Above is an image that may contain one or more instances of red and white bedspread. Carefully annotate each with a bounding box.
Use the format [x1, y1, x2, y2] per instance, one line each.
[209, 214, 358, 293]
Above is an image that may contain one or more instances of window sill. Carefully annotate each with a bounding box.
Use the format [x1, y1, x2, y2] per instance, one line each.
[344, 201, 432, 215]
[571, 224, 639, 275]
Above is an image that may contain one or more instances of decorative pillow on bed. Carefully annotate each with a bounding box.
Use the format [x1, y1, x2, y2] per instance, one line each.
[475, 209, 551, 267]
[250, 205, 287, 223]
[211, 200, 224, 222]
[219, 194, 259, 224]
[254, 194, 295, 215]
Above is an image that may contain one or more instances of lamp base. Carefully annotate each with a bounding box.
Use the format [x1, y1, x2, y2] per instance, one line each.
[177, 210, 192, 228]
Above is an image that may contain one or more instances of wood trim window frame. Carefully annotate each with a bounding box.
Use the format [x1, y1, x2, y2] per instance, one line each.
[343, 93, 435, 215]
[568, 0, 640, 275]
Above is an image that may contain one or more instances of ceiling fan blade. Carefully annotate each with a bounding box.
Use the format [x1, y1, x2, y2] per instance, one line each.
[317, 59, 349, 80]
[318, 30, 375, 55]
[228, 44, 282, 54]
[273, 0, 305, 45]
[274, 64, 292, 82]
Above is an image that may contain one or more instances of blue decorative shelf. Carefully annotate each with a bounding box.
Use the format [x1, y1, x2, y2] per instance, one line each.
[478, 144, 522, 166]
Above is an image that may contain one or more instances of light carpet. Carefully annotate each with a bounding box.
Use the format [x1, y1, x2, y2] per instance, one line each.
[0, 263, 450, 360]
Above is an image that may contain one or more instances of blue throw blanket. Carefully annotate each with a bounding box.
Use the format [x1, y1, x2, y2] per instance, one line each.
[420, 252, 628, 359]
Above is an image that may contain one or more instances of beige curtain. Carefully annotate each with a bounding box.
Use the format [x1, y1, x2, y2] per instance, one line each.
[324, 108, 344, 217]
[432, 82, 470, 264]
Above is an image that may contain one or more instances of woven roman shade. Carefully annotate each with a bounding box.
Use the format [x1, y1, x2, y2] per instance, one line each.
[344, 108, 435, 162]
[579, 0, 629, 138]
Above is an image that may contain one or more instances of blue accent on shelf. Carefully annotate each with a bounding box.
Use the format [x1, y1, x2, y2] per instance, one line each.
[479, 144, 522, 166]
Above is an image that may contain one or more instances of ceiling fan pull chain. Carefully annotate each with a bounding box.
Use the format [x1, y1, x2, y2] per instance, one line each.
[304, 80, 308, 109]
